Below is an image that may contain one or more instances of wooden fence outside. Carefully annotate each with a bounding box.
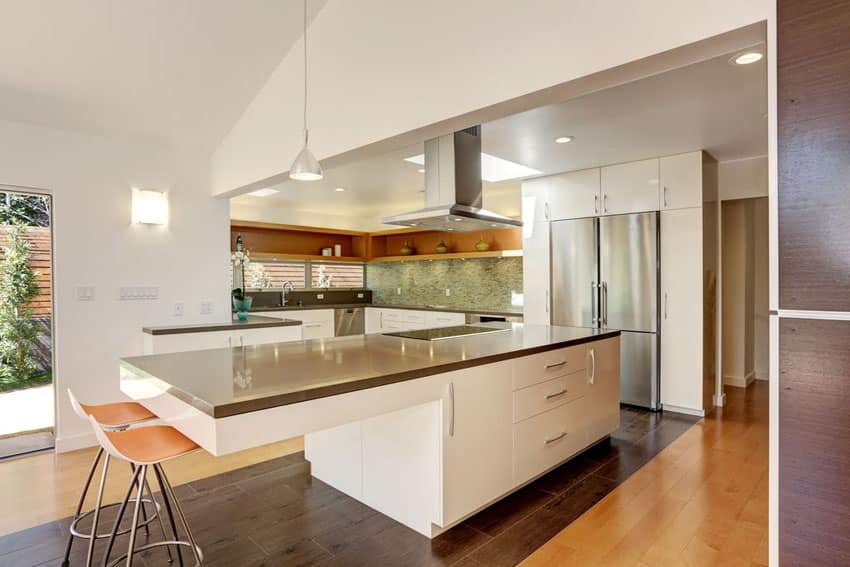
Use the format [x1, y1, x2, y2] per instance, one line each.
[0, 225, 52, 317]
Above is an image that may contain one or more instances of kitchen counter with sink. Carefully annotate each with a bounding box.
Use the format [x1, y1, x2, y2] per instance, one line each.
[121, 323, 620, 538]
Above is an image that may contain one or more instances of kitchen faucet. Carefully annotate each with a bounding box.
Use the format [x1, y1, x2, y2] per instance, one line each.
[282, 281, 295, 306]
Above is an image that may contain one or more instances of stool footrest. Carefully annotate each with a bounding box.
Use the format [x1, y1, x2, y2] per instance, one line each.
[69, 497, 160, 539]
[105, 540, 204, 567]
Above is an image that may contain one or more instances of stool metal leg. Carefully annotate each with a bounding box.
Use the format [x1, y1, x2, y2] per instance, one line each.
[62, 447, 104, 566]
[128, 463, 151, 538]
[154, 463, 185, 567]
[144, 475, 174, 563]
[124, 465, 147, 567]
[85, 453, 111, 567]
[157, 464, 203, 566]
[102, 465, 141, 567]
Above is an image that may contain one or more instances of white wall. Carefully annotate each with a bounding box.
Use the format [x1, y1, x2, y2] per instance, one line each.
[719, 156, 769, 200]
[0, 119, 230, 451]
[212, 0, 771, 195]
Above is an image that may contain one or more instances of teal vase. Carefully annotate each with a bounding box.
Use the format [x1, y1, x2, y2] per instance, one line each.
[233, 297, 253, 320]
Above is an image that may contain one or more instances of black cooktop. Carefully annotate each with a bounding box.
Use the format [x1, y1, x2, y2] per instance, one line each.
[383, 325, 510, 341]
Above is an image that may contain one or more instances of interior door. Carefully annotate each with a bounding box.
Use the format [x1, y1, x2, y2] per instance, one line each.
[599, 212, 658, 333]
[551, 218, 598, 328]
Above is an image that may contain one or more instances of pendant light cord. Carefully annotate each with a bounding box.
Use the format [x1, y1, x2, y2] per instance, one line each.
[303, 0, 309, 144]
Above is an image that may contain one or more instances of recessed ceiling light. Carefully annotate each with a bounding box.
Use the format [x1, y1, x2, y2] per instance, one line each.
[732, 51, 763, 65]
[335, 187, 345, 192]
[247, 188, 279, 197]
[554, 136, 574, 144]
[417, 168, 425, 174]
[403, 153, 541, 182]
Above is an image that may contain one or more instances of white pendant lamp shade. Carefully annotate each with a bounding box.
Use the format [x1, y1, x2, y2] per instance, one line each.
[290, 130, 323, 181]
[289, 0, 323, 181]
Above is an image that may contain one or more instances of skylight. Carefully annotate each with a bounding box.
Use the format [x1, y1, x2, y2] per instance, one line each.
[247, 188, 279, 197]
[404, 153, 541, 182]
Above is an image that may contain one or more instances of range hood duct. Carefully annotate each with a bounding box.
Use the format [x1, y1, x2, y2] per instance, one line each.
[382, 126, 522, 232]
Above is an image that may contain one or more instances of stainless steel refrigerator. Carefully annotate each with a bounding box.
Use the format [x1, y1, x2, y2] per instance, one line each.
[551, 212, 660, 409]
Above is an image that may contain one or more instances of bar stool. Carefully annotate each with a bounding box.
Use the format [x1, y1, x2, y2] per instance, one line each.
[63, 390, 169, 567]
[87, 413, 204, 567]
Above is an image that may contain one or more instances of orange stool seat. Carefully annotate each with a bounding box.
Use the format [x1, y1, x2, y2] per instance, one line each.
[80, 401, 156, 428]
[104, 425, 199, 464]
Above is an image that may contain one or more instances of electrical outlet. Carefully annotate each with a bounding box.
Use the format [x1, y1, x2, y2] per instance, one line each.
[317, 293, 324, 300]
[174, 302, 185, 316]
[397, 287, 402, 295]
[200, 301, 213, 315]
[357, 293, 364, 299]
[445, 288, 451, 297]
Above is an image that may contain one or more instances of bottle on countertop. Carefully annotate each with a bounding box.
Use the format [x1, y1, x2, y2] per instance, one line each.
[235, 233, 244, 252]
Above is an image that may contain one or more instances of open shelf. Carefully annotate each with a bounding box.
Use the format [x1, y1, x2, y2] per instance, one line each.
[370, 250, 523, 263]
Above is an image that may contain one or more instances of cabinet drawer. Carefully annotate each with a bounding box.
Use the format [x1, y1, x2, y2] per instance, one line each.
[402, 311, 426, 324]
[513, 399, 588, 485]
[513, 370, 588, 423]
[425, 311, 465, 327]
[301, 321, 332, 339]
[513, 345, 586, 390]
[381, 309, 404, 322]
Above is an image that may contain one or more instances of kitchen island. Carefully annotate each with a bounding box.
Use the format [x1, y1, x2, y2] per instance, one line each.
[120, 324, 620, 537]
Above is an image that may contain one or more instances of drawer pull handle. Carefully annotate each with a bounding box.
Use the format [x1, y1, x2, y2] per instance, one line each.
[545, 361, 567, 370]
[304, 323, 322, 328]
[545, 388, 568, 400]
[545, 431, 567, 445]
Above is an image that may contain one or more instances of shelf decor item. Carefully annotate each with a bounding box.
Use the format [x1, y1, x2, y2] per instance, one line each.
[400, 240, 414, 255]
[435, 240, 448, 254]
[474, 234, 490, 251]
[231, 249, 253, 320]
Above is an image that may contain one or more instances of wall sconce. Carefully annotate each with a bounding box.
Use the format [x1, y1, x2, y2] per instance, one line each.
[132, 188, 168, 225]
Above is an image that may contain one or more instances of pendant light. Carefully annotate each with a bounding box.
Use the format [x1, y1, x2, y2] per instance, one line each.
[289, 0, 323, 181]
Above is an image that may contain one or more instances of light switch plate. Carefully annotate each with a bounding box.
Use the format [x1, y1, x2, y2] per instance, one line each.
[174, 302, 185, 316]
[200, 301, 213, 315]
[76, 286, 95, 301]
[445, 288, 451, 297]
[119, 286, 159, 300]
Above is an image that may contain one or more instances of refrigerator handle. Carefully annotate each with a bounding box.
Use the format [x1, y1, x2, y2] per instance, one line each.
[591, 282, 596, 324]
[602, 282, 608, 326]
[664, 292, 668, 320]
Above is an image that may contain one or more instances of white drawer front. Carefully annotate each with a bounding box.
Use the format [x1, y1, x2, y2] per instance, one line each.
[513, 399, 589, 486]
[301, 321, 333, 339]
[513, 370, 589, 423]
[513, 345, 586, 390]
[425, 312, 465, 328]
[278, 309, 334, 324]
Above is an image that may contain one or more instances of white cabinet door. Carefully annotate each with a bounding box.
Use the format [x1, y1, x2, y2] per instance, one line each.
[239, 325, 302, 346]
[264, 309, 334, 339]
[522, 221, 550, 324]
[440, 362, 513, 527]
[147, 329, 235, 354]
[600, 158, 660, 215]
[365, 307, 382, 334]
[521, 177, 549, 225]
[424, 311, 465, 328]
[583, 337, 621, 443]
[660, 152, 702, 210]
[548, 168, 601, 220]
[660, 208, 704, 413]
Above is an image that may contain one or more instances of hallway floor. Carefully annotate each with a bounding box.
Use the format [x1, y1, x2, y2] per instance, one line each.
[522, 382, 769, 566]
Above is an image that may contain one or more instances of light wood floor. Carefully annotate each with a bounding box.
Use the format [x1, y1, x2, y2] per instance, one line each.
[0, 435, 303, 537]
[521, 382, 769, 567]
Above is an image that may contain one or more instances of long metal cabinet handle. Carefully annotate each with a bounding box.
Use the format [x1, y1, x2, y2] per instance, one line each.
[240, 335, 244, 347]
[589, 348, 596, 384]
[603, 194, 608, 212]
[663, 186, 669, 207]
[448, 382, 455, 437]
[545, 289, 549, 314]
[545, 388, 568, 400]
[591, 281, 598, 324]
[545, 360, 567, 370]
[544, 202, 550, 221]
[545, 431, 567, 445]
[228, 336, 232, 347]
[594, 195, 599, 214]
[664, 292, 668, 320]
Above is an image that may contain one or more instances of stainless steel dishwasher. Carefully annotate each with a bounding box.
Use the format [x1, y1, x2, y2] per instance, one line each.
[334, 307, 365, 336]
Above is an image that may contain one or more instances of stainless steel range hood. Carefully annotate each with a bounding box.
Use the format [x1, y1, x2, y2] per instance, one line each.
[382, 126, 522, 232]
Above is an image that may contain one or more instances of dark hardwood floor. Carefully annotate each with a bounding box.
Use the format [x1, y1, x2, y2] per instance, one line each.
[0, 407, 698, 567]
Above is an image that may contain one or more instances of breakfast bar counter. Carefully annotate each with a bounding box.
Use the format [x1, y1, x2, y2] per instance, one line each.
[120, 324, 621, 537]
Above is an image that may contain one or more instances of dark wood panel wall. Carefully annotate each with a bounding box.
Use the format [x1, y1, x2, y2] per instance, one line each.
[778, 0, 850, 564]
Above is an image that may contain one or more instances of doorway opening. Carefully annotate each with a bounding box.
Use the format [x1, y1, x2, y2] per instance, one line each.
[0, 186, 54, 458]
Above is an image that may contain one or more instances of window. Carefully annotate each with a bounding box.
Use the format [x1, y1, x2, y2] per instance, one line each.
[310, 262, 365, 289]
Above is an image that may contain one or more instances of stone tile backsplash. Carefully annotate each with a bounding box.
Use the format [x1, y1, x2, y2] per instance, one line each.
[366, 257, 523, 312]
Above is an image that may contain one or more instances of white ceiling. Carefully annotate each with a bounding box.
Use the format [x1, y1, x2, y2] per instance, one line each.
[233, 49, 767, 222]
[0, 0, 325, 149]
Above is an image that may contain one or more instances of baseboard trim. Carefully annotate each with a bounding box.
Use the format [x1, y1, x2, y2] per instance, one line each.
[54, 432, 96, 453]
[724, 372, 755, 388]
[663, 404, 705, 417]
[755, 372, 769, 381]
[713, 392, 727, 407]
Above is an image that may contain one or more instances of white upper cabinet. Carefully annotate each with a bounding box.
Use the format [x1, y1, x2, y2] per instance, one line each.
[522, 220, 550, 325]
[521, 177, 549, 223]
[600, 158, 660, 215]
[547, 168, 601, 221]
[660, 151, 703, 210]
